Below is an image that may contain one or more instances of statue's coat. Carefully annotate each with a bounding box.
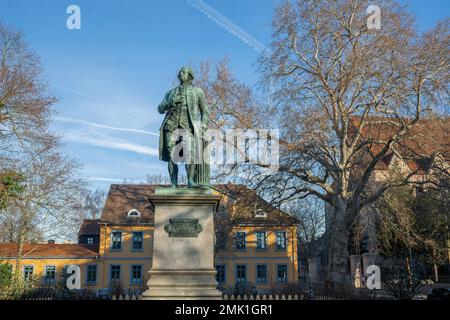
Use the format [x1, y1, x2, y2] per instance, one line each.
[158, 85, 209, 162]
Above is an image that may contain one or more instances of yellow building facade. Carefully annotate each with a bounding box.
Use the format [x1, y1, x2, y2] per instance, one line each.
[0, 184, 299, 294]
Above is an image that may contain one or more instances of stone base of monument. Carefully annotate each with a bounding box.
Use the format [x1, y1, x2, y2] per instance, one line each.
[142, 188, 222, 300]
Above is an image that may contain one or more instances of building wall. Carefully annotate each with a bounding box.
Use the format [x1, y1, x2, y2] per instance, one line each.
[3, 224, 298, 293]
[216, 225, 298, 290]
[2, 257, 102, 290]
[98, 225, 153, 291]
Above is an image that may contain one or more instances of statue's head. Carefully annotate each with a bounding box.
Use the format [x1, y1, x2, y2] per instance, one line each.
[178, 66, 194, 85]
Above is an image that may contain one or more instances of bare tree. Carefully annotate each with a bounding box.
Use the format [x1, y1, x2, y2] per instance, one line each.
[374, 177, 450, 281]
[254, 0, 449, 291]
[145, 173, 187, 186]
[0, 141, 88, 268]
[194, 58, 268, 131]
[191, 1, 449, 292]
[0, 23, 56, 161]
[288, 198, 325, 260]
[0, 23, 89, 271]
[81, 188, 106, 219]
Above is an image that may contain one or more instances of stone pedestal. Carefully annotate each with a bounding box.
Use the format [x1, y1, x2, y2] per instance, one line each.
[142, 188, 222, 300]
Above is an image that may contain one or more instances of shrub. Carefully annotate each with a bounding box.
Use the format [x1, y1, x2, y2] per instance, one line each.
[269, 282, 309, 298]
[233, 281, 257, 297]
[109, 281, 124, 298]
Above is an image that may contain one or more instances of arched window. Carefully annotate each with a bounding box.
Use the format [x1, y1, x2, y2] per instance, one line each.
[254, 209, 267, 218]
[127, 208, 141, 218]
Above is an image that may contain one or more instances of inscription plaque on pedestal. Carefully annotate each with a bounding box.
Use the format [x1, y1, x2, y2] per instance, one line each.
[164, 219, 203, 237]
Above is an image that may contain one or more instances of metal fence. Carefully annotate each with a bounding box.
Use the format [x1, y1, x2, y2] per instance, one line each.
[108, 294, 340, 300]
[27, 294, 430, 300]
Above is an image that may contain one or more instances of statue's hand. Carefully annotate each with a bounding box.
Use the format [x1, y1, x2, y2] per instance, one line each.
[171, 95, 183, 106]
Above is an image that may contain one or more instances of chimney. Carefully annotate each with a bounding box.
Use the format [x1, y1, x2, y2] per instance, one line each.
[47, 239, 55, 244]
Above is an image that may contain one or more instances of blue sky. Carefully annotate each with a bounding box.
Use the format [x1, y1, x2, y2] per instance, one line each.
[1, 0, 448, 192]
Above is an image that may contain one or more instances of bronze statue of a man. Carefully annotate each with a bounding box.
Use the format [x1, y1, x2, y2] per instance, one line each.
[158, 66, 210, 188]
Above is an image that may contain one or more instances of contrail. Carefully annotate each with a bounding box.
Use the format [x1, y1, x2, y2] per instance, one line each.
[187, 0, 270, 54]
[87, 177, 148, 184]
[87, 177, 124, 183]
[54, 116, 159, 137]
[53, 85, 96, 99]
[62, 131, 159, 157]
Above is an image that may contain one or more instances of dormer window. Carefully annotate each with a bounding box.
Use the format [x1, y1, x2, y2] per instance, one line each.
[127, 209, 141, 218]
[255, 209, 267, 218]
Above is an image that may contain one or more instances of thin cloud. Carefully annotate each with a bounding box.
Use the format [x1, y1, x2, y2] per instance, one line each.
[63, 132, 159, 157]
[87, 177, 148, 183]
[53, 85, 96, 99]
[87, 177, 124, 183]
[55, 116, 159, 137]
[187, 0, 270, 54]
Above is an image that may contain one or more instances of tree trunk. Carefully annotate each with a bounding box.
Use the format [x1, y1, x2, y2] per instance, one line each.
[433, 259, 439, 283]
[14, 241, 23, 276]
[326, 204, 350, 293]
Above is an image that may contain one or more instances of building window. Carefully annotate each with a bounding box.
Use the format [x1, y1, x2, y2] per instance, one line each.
[87, 237, 94, 245]
[132, 232, 143, 250]
[216, 265, 226, 284]
[131, 265, 142, 284]
[276, 231, 287, 250]
[87, 265, 97, 284]
[110, 265, 121, 283]
[256, 265, 267, 284]
[256, 232, 266, 249]
[44, 266, 56, 284]
[127, 208, 141, 218]
[277, 265, 288, 282]
[23, 265, 34, 281]
[254, 209, 267, 218]
[236, 265, 246, 283]
[235, 232, 246, 250]
[111, 231, 122, 250]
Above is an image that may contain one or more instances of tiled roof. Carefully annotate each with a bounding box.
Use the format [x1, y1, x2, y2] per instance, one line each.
[100, 184, 298, 226]
[350, 117, 450, 172]
[215, 184, 299, 225]
[0, 243, 99, 258]
[78, 219, 101, 236]
[100, 184, 157, 225]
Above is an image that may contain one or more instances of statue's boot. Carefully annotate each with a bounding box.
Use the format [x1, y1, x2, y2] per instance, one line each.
[186, 164, 200, 188]
[187, 180, 200, 188]
[169, 161, 178, 188]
